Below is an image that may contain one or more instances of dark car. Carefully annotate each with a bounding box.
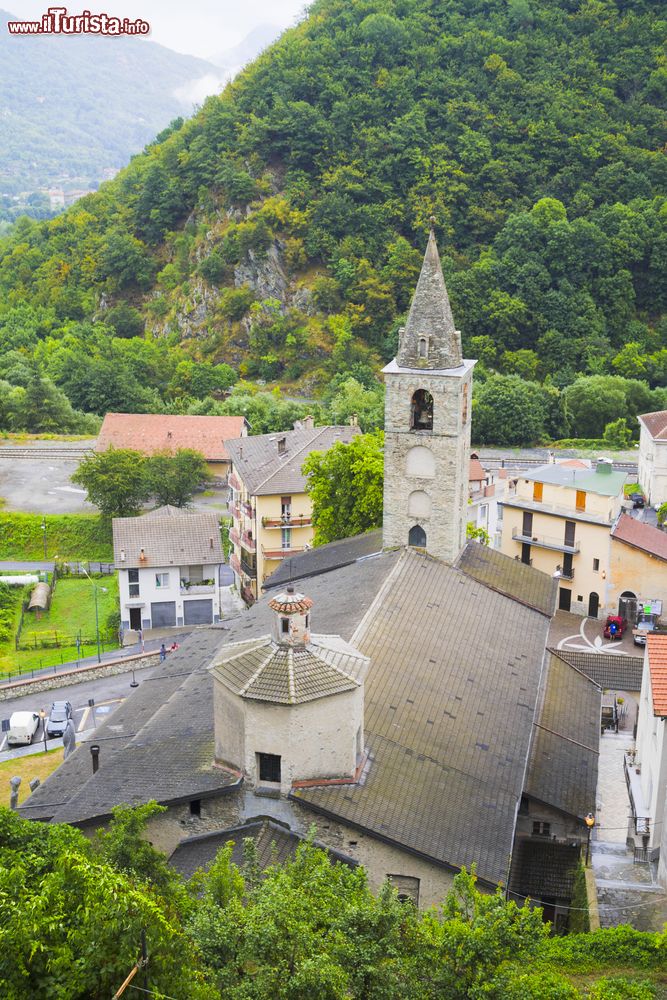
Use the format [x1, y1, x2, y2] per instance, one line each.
[603, 615, 627, 640]
[46, 700, 73, 737]
[630, 493, 645, 508]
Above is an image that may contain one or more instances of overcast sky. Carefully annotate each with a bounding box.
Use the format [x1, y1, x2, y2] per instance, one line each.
[8, 0, 308, 58]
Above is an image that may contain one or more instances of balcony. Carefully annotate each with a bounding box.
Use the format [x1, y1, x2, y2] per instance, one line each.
[229, 527, 241, 548]
[241, 531, 256, 553]
[559, 567, 575, 581]
[229, 473, 241, 491]
[230, 553, 241, 576]
[512, 530, 580, 554]
[241, 501, 254, 520]
[262, 514, 312, 529]
[228, 501, 241, 520]
[262, 546, 305, 561]
[180, 582, 215, 595]
[241, 557, 257, 579]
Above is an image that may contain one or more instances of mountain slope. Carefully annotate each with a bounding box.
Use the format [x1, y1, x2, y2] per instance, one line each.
[0, 0, 665, 403]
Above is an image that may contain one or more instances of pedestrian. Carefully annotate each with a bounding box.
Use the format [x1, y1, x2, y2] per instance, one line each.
[159, 643, 166, 662]
[137, 627, 144, 652]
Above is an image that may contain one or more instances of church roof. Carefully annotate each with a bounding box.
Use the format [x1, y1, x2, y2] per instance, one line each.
[396, 227, 463, 371]
[212, 634, 368, 705]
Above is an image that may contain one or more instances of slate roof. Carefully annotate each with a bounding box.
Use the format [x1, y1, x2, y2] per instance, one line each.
[612, 513, 667, 562]
[554, 649, 644, 692]
[263, 530, 383, 591]
[292, 547, 551, 887]
[225, 425, 360, 496]
[112, 506, 223, 569]
[518, 462, 626, 497]
[395, 227, 463, 371]
[647, 635, 667, 716]
[510, 840, 579, 901]
[169, 818, 357, 879]
[524, 652, 600, 819]
[639, 410, 667, 440]
[456, 541, 557, 616]
[96, 413, 247, 461]
[19, 553, 398, 825]
[212, 634, 368, 704]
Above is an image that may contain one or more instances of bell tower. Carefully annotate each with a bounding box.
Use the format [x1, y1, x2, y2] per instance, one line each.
[382, 224, 476, 563]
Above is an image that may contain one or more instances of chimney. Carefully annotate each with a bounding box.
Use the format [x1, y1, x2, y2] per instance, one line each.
[278, 437, 287, 456]
[139, 547, 146, 562]
[120, 549, 126, 562]
[303, 415, 314, 430]
[293, 419, 302, 431]
[209, 536, 214, 549]
[596, 458, 613, 475]
[349, 413, 358, 427]
[90, 744, 100, 774]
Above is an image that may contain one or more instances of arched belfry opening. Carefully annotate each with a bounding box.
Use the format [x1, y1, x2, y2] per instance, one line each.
[408, 524, 427, 548]
[410, 389, 433, 431]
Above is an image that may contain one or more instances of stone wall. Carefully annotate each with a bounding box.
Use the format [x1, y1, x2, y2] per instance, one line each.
[0, 651, 160, 701]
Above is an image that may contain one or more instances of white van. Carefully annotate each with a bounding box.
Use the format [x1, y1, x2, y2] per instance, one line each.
[7, 711, 40, 746]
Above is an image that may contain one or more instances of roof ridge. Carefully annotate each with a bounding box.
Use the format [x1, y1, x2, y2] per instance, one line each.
[252, 425, 334, 494]
[239, 645, 279, 698]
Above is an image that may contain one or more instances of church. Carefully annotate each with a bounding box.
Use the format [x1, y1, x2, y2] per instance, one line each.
[20, 229, 600, 924]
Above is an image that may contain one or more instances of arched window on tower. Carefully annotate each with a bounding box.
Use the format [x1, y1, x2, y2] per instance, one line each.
[418, 337, 428, 359]
[410, 389, 433, 431]
[408, 524, 427, 548]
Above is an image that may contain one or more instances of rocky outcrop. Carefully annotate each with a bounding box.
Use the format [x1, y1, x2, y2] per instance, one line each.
[234, 243, 288, 305]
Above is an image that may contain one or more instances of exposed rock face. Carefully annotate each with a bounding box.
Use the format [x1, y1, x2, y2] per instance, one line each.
[234, 243, 288, 305]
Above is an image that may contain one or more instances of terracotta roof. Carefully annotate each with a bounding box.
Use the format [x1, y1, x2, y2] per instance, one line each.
[112, 506, 224, 568]
[268, 590, 314, 614]
[647, 635, 667, 716]
[639, 410, 667, 440]
[225, 425, 360, 496]
[558, 459, 589, 469]
[96, 413, 247, 461]
[469, 458, 487, 483]
[611, 513, 667, 562]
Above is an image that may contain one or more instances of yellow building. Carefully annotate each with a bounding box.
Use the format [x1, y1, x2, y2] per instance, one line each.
[500, 459, 626, 617]
[225, 421, 360, 602]
[609, 513, 667, 620]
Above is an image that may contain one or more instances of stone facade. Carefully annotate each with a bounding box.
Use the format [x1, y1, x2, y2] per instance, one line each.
[382, 364, 474, 563]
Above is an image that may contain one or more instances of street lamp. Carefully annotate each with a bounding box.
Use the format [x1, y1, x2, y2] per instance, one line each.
[38, 708, 48, 754]
[584, 812, 596, 865]
[81, 565, 107, 664]
[41, 519, 47, 560]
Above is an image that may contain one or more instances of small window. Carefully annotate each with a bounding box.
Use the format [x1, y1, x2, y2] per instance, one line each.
[533, 482, 543, 502]
[281, 527, 292, 550]
[281, 618, 290, 635]
[410, 389, 433, 431]
[576, 490, 586, 512]
[281, 495, 292, 518]
[155, 573, 169, 588]
[129, 583, 140, 598]
[593, 558, 600, 572]
[128, 569, 139, 583]
[532, 821, 550, 836]
[305, 614, 310, 629]
[257, 752, 281, 784]
[418, 337, 428, 358]
[189, 799, 201, 816]
[387, 874, 420, 906]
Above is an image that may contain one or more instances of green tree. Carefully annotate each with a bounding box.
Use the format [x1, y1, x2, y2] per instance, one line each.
[303, 432, 384, 545]
[146, 448, 212, 508]
[324, 376, 385, 432]
[603, 419, 633, 449]
[472, 375, 552, 446]
[72, 447, 150, 518]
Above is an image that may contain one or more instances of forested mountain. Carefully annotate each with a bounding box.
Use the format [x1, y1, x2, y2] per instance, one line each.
[0, 0, 665, 442]
[0, 9, 221, 214]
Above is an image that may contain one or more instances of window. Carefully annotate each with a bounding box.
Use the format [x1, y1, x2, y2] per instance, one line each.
[564, 521, 576, 548]
[155, 573, 170, 589]
[189, 799, 201, 816]
[281, 527, 291, 550]
[532, 821, 551, 836]
[593, 558, 600, 572]
[281, 495, 292, 518]
[462, 383, 469, 424]
[257, 752, 281, 784]
[281, 617, 289, 635]
[418, 337, 428, 359]
[410, 389, 433, 431]
[305, 614, 310, 629]
[522, 511, 533, 536]
[576, 490, 586, 512]
[188, 565, 203, 584]
[387, 874, 420, 906]
[533, 482, 543, 502]
[128, 567, 140, 598]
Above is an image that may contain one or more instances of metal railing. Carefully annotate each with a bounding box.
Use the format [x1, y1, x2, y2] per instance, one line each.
[512, 530, 580, 553]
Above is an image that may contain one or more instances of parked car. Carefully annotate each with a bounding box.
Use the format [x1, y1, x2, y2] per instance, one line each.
[629, 493, 645, 508]
[603, 615, 627, 640]
[46, 701, 73, 738]
[633, 613, 659, 646]
[7, 711, 40, 746]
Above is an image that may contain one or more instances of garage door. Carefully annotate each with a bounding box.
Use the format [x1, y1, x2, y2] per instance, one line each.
[151, 601, 176, 627]
[183, 599, 213, 625]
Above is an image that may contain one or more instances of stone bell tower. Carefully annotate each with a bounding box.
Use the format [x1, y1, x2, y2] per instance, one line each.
[382, 224, 476, 563]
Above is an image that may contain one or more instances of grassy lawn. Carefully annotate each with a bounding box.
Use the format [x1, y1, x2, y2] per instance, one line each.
[0, 748, 64, 806]
[0, 512, 113, 561]
[0, 576, 120, 676]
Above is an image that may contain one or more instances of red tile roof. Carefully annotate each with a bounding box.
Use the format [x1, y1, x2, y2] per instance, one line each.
[639, 410, 667, 440]
[96, 413, 247, 462]
[469, 458, 487, 483]
[611, 513, 667, 562]
[647, 635, 667, 716]
[558, 459, 589, 469]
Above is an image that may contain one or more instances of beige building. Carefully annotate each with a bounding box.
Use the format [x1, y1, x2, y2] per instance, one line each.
[500, 459, 626, 617]
[609, 513, 667, 620]
[225, 421, 359, 602]
[638, 410, 667, 507]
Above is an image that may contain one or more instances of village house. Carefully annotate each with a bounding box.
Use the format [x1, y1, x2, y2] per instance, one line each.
[638, 410, 667, 508]
[112, 505, 225, 632]
[96, 412, 248, 481]
[629, 635, 667, 875]
[20, 228, 599, 923]
[609, 513, 667, 622]
[499, 459, 627, 618]
[224, 421, 359, 603]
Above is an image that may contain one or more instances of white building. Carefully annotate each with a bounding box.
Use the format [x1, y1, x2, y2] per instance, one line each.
[630, 634, 667, 869]
[638, 410, 667, 507]
[112, 506, 225, 632]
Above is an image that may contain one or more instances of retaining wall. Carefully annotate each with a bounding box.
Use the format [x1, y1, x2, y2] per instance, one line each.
[0, 651, 160, 700]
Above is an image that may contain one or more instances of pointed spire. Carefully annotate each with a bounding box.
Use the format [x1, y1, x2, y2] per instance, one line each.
[396, 222, 462, 370]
